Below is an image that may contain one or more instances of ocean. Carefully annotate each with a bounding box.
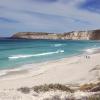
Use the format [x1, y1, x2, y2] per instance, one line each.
[0, 39, 100, 70]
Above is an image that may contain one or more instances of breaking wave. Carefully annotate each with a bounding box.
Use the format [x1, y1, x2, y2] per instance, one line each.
[54, 44, 64, 47]
[8, 50, 64, 60]
[84, 47, 100, 54]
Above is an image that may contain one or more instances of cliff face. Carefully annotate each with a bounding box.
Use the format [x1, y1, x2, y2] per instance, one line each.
[11, 29, 100, 40]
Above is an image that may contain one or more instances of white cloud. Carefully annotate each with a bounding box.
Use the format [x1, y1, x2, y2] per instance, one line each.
[0, 0, 100, 36]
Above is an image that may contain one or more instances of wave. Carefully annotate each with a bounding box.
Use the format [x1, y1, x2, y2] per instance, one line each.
[84, 47, 100, 54]
[54, 44, 64, 47]
[0, 71, 7, 76]
[8, 50, 64, 60]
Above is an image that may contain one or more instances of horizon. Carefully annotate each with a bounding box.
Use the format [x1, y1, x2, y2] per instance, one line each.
[0, 0, 100, 37]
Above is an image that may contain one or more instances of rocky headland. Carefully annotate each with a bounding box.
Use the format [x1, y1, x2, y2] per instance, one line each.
[11, 29, 100, 40]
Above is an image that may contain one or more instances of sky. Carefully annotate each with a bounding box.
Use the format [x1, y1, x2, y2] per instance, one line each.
[0, 0, 100, 37]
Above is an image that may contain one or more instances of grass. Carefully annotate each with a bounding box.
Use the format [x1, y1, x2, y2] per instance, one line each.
[79, 83, 95, 91]
[86, 95, 100, 100]
[17, 87, 30, 94]
[79, 82, 100, 92]
[17, 82, 100, 93]
[32, 84, 73, 93]
[17, 82, 100, 99]
[17, 84, 73, 94]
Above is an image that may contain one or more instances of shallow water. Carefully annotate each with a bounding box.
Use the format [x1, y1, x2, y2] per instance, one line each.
[0, 39, 100, 69]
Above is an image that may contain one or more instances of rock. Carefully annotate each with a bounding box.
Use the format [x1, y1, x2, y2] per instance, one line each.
[11, 29, 100, 40]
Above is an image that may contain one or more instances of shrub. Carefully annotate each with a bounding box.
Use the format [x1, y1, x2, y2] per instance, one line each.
[32, 84, 73, 93]
[87, 95, 100, 100]
[17, 87, 30, 94]
[79, 82, 100, 92]
[79, 83, 95, 91]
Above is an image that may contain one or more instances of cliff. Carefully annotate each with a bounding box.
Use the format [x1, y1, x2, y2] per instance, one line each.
[11, 29, 100, 40]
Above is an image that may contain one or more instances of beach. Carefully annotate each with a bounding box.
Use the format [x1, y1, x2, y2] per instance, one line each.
[0, 52, 100, 88]
[0, 52, 100, 99]
[1, 0, 100, 98]
[0, 40, 100, 100]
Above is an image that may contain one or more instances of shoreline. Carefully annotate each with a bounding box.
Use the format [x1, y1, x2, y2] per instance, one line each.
[0, 51, 100, 99]
[0, 52, 82, 78]
[0, 47, 96, 78]
[1, 45, 100, 76]
[0, 52, 99, 90]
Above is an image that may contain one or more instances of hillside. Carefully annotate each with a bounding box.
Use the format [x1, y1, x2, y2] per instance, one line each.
[11, 29, 100, 40]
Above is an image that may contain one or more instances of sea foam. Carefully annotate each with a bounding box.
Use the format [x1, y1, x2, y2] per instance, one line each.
[8, 50, 64, 60]
[85, 47, 100, 54]
[54, 44, 64, 47]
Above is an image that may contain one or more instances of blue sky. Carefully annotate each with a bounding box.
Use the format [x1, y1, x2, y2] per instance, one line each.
[0, 0, 100, 36]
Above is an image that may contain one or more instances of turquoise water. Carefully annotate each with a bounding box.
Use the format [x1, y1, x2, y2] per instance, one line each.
[0, 39, 100, 69]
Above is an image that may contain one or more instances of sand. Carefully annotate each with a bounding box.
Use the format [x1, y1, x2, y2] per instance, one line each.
[0, 53, 100, 99]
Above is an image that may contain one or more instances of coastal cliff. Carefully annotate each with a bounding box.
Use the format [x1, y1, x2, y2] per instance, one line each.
[11, 29, 100, 40]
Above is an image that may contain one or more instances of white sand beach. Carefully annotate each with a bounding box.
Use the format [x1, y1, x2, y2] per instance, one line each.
[0, 53, 100, 100]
